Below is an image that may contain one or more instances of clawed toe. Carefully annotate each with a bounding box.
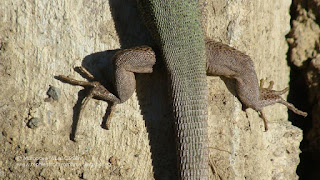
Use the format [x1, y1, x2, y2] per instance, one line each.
[75, 66, 95, 81]
[256, 78, 308, 131]
[56, 75, 95, 87]
[259, 79, 275, 90]
[278, 99, 308, 117]
[57, 66, 121, 140]
[276, 87, 289, 95]
[267, 81, 274, 90]
[259, 78, 289, 96]
[258, 110, 268, 131]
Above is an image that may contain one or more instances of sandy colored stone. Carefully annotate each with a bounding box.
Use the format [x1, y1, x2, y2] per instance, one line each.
[0, 0, 302, 179]
[288, 4, 320, 67]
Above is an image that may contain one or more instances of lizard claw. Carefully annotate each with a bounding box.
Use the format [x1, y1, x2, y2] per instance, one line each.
[258, 110, 268, 131]
[260, 79, 287, 93]
[260, 78, 274, 90]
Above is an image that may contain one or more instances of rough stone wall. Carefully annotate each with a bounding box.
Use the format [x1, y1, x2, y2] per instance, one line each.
[0, 0, 302, 179]
[205, 1, 302, 179]
[288, 0, 320, 179]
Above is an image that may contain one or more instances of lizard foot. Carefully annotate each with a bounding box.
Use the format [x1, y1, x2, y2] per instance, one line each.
[56, 66, 120, 141]
[257, 79, 307, 131]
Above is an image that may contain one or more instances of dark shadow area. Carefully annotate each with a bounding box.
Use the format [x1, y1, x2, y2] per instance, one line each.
[55, 48, 118, 141]
[108, 1, 178, 179]
[218, 77, 238, 97]
[54, 76, 89, 141]
[97, 1, 176, 179]
[287, 1, 317, 179]
[296, 0, 320, 24]
[287, 60, 314, 180]
[55, 63, 117, 141]
[54, 0, 177, 178]
[70, 89, 87, 142]
[216, 76, 252, 114]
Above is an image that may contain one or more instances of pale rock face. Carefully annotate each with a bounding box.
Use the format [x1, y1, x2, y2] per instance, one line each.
[0, 0, 302, 179]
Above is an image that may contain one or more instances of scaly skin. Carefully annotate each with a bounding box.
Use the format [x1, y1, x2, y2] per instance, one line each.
[137, 1, 209, 179]
[57, 1, 308, 179]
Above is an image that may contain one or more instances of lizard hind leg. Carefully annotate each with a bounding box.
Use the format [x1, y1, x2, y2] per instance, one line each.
[57, 46, 156, 140]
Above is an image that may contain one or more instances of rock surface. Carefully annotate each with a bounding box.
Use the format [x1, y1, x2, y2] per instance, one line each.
[0, 0, 303, 179]
[288, 0, 320, 179]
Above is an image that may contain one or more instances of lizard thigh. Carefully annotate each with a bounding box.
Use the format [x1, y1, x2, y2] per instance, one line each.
[112, 46, 156, 103]
[114, 67, 136, 103]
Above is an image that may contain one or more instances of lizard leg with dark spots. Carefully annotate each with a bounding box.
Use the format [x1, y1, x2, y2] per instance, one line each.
[205, 40, 307, 131]
[57, 46, 156, 140]
[258, 79, 307, 117]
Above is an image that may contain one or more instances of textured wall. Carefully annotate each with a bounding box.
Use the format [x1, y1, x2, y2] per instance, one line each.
[288, 0, 320, 179]
[0, 0, 302, 179]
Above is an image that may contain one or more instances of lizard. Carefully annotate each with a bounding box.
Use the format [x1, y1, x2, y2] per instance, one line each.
[57, 0, 308, 179]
